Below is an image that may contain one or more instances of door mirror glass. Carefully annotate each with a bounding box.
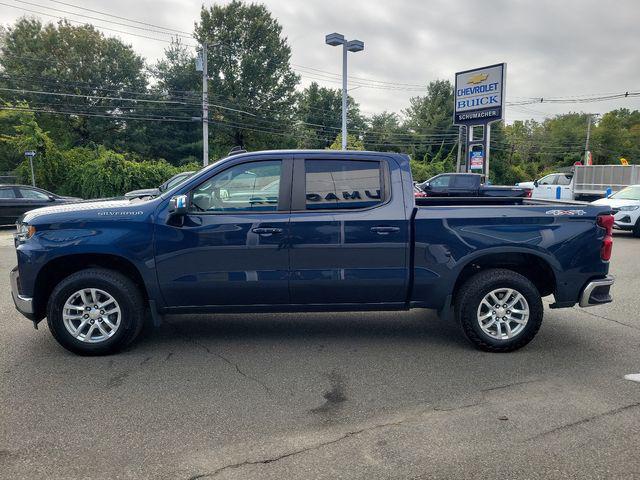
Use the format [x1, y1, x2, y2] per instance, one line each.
[169, 194, 188, 216]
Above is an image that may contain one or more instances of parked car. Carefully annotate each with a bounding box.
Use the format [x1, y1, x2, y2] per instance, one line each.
[518, 165, 640, 201]
[413, 183, 427, 198]
[0, 185, 81, 225]
[11, 150, 614, 355]
[124, 171, 195, 199]
[417, 173, 531, 197]
[592, 185, 640, 237]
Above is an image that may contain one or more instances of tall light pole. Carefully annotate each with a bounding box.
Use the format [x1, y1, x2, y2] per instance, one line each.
[325, 33, 364, 150]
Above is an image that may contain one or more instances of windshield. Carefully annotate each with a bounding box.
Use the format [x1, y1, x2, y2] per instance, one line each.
[610, 186, 640, 200]
[160, 172, 195, 192]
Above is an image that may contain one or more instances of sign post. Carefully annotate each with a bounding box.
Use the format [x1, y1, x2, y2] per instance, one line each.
[453, 63, 506, 178]
[24, 150, 36, 186]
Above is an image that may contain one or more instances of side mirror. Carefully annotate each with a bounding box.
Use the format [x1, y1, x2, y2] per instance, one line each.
[423, 182, 431, 189]
[48, 195, 55, 201]
[168, 194, 188, 216]
[533, 180, 539, 188]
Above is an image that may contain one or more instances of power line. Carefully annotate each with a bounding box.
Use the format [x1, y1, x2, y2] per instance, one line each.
[46, 0, 192, 35]
[11, 0, 192, 38]
[0, 1, 197, 46]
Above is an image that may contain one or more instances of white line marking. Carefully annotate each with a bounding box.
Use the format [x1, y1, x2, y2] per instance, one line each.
[624, 374, 640, 383]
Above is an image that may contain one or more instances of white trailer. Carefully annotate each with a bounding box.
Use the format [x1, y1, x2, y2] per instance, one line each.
[518, 165, 640, 201]
[573, 165, 640, 199]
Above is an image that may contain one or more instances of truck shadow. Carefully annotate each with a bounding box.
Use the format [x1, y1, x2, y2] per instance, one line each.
[138, 310, 468, 349]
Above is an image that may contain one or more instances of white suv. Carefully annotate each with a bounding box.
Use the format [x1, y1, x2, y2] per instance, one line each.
[592, 185, 640, 237]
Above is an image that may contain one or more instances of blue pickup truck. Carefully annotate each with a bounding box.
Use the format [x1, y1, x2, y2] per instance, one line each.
[10, 150, 615, 355]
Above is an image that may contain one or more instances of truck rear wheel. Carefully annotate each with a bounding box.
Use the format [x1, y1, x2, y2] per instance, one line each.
[455, 269, 543, 352]
[46, 268, 145, 355]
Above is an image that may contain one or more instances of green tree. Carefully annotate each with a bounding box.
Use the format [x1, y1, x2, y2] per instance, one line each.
[403, 80, 457, 161]
[295, 82, 366, 149]
[363, 111, 407, 152]
[327, 133, 364, 151]
[0, 18, 148, 150]
[146, 40, 202, 165]
[194, 1, 299, 150]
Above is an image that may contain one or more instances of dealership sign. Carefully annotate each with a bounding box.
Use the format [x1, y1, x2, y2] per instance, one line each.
[454, 63, 506, 125]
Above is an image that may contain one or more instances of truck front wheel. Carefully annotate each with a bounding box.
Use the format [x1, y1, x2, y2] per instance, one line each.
[455, 269, 543, 352]
[46, 268, 145, 355]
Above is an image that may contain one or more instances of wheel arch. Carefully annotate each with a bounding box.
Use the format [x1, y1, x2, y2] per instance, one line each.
[33, 253, 148, 320]
[450, 249, 558, 305]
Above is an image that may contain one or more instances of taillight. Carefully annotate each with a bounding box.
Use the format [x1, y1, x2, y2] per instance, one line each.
[525, 188, 532, 198]
[597, 214, 614, 261]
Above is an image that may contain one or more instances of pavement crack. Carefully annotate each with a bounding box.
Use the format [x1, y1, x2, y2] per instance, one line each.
[433, 400, 483, 412]
[211, 350, 271, 394]
[481, 378, 542, 392]
[189, 419, 407, 479]
[527, 401, 640, 440]
[572, 307, 640, 331]
[165, 319, 270, 394]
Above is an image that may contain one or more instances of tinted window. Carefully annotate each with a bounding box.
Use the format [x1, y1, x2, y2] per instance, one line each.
[164, 172, 192, 191]
[305, 160, 382, 210]
[18, 188, 49, 200]
[556, 174, 572, 186]
[430, 175, 451, 188]
[452, 175, 478, 188]
[0, 188, 16, 199]
[190, 161, 281, 213]
[538, 174, 556, 185]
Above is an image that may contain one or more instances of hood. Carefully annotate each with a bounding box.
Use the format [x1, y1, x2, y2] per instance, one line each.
[21, 198, 154, 224]
[591, 197, 640, 208]
[125, 188, 161, 198]
[516, 181, 535, 189]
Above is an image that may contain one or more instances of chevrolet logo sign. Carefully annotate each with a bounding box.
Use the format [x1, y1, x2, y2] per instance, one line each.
[467, 73, 489, 85]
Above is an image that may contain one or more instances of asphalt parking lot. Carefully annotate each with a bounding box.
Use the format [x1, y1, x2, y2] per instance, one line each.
[1, 228, 639, 480]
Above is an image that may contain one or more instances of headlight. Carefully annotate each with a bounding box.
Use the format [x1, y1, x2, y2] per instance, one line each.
[618, 205, 639, 211]
[15, 223, 36, 243]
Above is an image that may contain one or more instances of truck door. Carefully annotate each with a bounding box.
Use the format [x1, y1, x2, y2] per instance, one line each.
[532, 174, 557, 199]
[288, 154, 409, 305]
[424, 174, 453, 197]
[154, 156, 292, 307]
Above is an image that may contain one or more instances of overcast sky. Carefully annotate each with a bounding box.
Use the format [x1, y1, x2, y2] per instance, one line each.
[1, 0, 639, 123]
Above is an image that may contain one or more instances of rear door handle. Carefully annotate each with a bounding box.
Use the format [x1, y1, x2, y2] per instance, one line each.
[251, 227, 283, 235]
[370, 226, 400, 235]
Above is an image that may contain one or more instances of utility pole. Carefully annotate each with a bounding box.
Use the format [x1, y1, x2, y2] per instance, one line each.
[201, 42, 209, 166]
[455, 127, 463, 172]
[584, 114, 592, 164]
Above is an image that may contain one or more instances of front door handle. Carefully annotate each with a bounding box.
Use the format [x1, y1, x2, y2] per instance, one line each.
[370, 226, 400, 235]
[251, 227, 283, 236]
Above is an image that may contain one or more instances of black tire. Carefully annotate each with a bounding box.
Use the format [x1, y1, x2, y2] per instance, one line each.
[455, 268, 543, 352]
[46, 268, 145, 355]
[633, 219, 640, 238]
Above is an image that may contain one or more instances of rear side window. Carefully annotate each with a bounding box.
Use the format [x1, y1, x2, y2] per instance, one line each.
[452, 175, 477, 188]
[0, 188, 16, 199]
[305, 160, 382, 210]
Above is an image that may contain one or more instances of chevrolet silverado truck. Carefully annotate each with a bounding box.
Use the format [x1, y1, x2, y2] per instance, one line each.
[10, 150, 615, 355]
